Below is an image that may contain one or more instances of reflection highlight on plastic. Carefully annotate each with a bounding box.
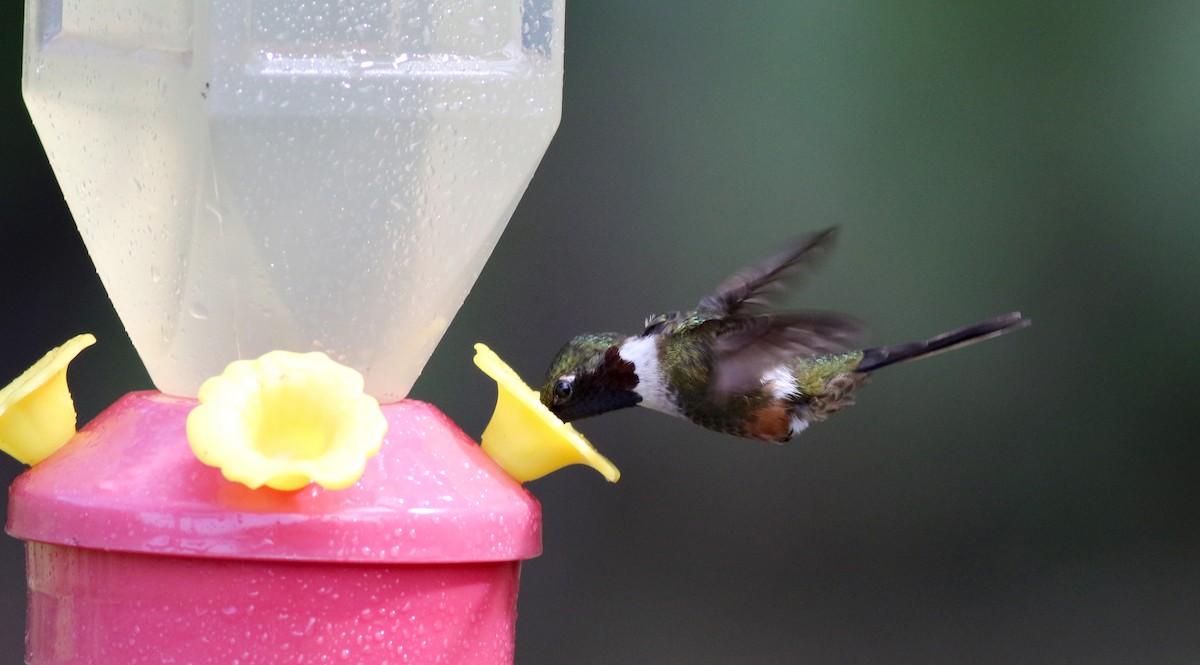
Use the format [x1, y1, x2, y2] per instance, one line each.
[473, 343, 619, 483]
[186, 350, 388, 491]
[0, 333, 95, 465]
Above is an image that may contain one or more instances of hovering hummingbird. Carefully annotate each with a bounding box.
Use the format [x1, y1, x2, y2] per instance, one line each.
[539, 227, 1029, 442]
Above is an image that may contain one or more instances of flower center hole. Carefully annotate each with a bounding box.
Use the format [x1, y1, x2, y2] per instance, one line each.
[251, 385, 347, 461]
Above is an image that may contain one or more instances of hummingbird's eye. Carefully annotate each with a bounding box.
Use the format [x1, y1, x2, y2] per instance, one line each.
[553, 378, 573, 400]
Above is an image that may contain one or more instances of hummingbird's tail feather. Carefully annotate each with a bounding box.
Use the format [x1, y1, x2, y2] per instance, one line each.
[855, 312, 1030, 373]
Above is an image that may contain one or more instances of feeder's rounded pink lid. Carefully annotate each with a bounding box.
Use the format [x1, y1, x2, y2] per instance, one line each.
[6, 391, 542, 563]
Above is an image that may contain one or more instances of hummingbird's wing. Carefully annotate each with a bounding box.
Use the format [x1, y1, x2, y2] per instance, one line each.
[642, 310, 689, 335]
[697, 227, 838, 318]
[704, 311, 867, 398]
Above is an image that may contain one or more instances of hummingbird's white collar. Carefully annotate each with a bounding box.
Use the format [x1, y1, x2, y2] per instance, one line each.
[617, 335, 679, 416]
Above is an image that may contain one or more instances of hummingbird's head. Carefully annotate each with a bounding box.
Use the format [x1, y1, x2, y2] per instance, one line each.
[540, 332, 641, 422]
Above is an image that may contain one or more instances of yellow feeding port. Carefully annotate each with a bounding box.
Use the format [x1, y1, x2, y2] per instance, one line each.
[0, 333, 95, 465]
[186, 350, 388, 491]
[473, 343, 619, 484]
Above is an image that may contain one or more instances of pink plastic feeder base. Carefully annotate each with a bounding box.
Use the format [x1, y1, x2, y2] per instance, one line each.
[8, 392, 543, 665]
[26, 543, 521, 664]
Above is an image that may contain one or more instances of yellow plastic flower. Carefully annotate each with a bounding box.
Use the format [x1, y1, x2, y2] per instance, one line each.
[0, 333, 95, 465]
[473, 343, 619, 483]
[186, 350, 387, 491]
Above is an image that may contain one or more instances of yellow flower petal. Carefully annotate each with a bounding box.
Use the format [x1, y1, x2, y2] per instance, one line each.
[186, 350, 387, 491]
[0, 334, 95, 465]
[473, 343, 619, 483]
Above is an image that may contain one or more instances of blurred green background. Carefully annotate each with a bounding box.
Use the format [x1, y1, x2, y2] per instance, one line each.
[3, 1, 1199, 663]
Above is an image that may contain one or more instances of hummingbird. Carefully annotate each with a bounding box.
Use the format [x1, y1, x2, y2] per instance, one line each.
[539, 227, 1029, 443]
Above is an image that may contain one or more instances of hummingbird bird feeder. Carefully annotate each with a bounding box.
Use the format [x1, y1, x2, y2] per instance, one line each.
[5, 1, 614, 663]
